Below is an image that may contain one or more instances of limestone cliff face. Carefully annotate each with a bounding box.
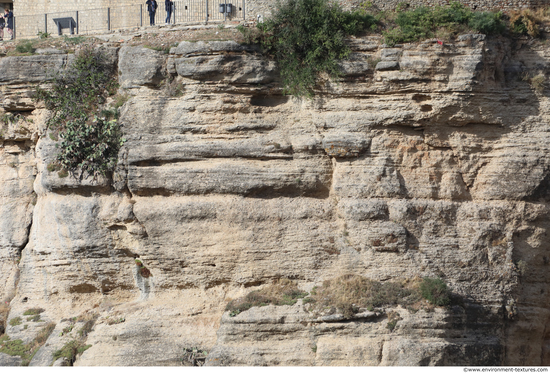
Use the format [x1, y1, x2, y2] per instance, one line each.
[1, 34, 550, 366]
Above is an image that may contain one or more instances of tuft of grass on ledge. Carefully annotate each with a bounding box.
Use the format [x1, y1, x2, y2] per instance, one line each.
[226, 278, 308, 317]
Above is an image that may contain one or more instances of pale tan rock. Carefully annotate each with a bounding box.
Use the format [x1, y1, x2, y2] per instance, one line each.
[1, 35, 550, 366]
[119, 46, 165, 88]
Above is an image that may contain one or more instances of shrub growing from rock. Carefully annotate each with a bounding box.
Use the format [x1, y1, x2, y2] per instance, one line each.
[35, 48, 123, 180]
[419, 277, 451, 306]
[383, 2, 505, 46]
[52, 340, 91, 365]
[250, 0, 376, 96]
[226, 278, 308, 316]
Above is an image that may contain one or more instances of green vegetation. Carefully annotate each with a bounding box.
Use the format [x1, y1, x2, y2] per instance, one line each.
[0, 338, 27, 356]
[52, 340, 91, 365]
[37, 31, 51, 39]
[236, 1, 550, 96]
[1, 112, 32, 126]
[419, 277, 451, 306]
[468, 11, 506, 35]
[1, 113, 14, 125]
[61, 324, 73, 336]
[305, 275, 451, 318]
[242, 0, 376, 96]
[23, 308, 45, 316]
[386, 311, 402, 332]
[383, 2, 505, 46]
[15, 41, 36, 54]
[227, 276, 452, 319]
[226, 278, 308, 316]
[47, 162, 60, 173]
[0, 322, 55, 365]
[63, 35, 87, 45]
[9, 317, 22, 326]
[50, 313, 96, 365]
[182, 347, 208, 366]
[26, 315, 42, 322]
[35, 48, 124, 180]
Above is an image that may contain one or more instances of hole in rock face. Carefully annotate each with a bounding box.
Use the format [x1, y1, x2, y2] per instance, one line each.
[420, 104, 433, 112]
[69, 284, 98, 293]
[250, 95, 289, 107]
[22, 297, 28, 303]
[412, 94, 431, 102]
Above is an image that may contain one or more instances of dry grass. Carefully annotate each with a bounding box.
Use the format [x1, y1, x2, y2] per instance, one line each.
[76, 311, 98, 323]
[523, 71, 547, 93]
[31, 322, 56, 348]
[0, 303, 9, 322]
[226, 278, 308, 317]
[106, 317, 125, 326]
[509, 9, 546, 37]
[307, 274, 421, 318]
[77, 313, 98, 337]
[531, 73, 546, 93]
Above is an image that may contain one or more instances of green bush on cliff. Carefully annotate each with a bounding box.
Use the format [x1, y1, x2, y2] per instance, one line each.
[419, 277, 451, 306]
[239, 0, 510, 94]
[249, 0, 376, 96]
[468, 11, 506, 35]
[383, 2, 505, 46]
[35, 48, 124, 180]
[52, 340, 91, 365]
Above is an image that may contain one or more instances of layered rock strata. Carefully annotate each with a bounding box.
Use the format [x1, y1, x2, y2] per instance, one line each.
[0, 34, 550, 365]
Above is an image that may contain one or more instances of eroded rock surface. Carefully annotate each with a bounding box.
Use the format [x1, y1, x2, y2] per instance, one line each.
[1, 34, 550, 366]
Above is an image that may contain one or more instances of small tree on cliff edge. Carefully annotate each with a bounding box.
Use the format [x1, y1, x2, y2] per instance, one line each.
[257, 0, 375, 97]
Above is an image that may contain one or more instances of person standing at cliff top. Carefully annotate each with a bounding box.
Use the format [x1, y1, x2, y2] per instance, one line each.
[165, 0, 174, 24]
[1, 8, 13, 40]
[146, 0, 158, 26]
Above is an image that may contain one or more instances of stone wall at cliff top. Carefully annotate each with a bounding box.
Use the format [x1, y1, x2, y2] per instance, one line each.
[1, 33, 550, 366]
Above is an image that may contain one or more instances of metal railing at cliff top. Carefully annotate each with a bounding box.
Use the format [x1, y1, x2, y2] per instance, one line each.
[11, 0, 245, 40]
